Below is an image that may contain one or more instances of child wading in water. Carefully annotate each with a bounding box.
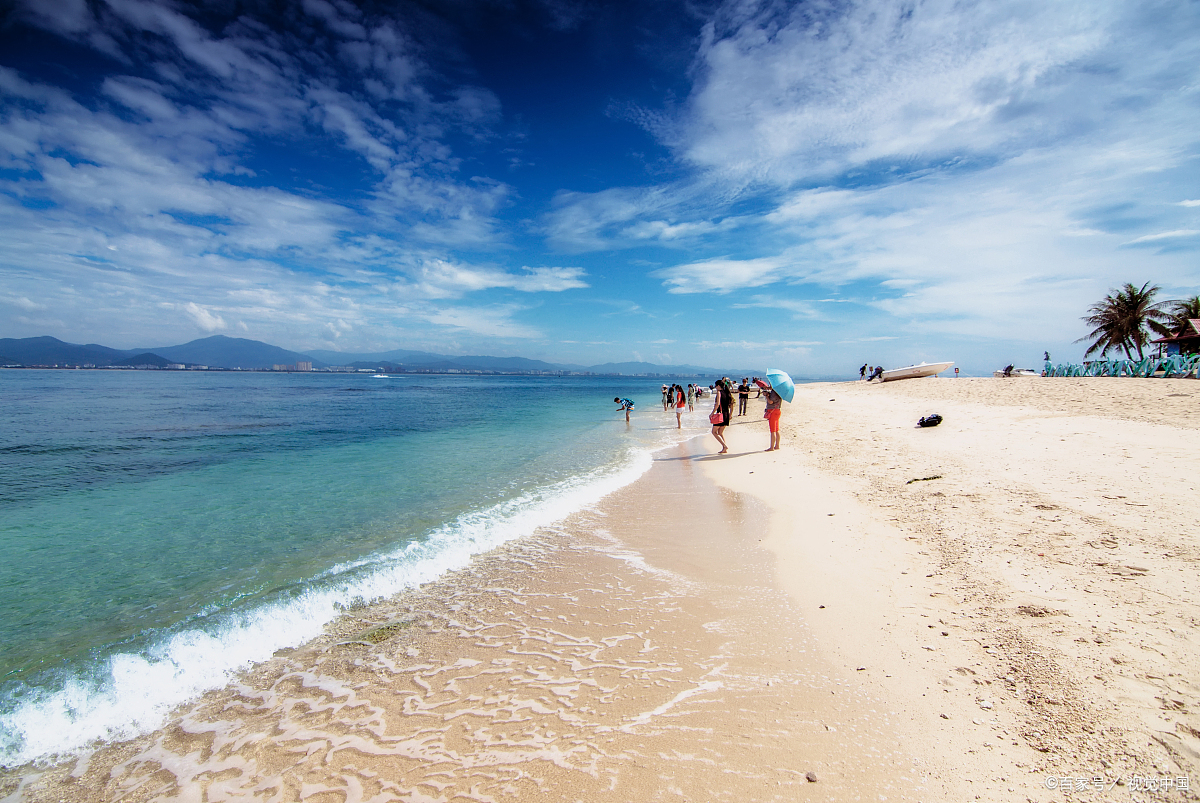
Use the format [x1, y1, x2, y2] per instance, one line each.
[614, 397, 635, 422]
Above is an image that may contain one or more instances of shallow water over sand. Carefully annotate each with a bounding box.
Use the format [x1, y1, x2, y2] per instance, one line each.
[0, 371, 709, 766]
[10, 439, 927, 802]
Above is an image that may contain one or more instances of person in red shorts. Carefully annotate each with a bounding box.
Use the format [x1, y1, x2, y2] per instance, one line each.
[763, 383, 783, 451]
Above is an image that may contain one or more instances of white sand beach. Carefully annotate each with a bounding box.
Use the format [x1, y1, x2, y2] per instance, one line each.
[9, 377, 1199, 802]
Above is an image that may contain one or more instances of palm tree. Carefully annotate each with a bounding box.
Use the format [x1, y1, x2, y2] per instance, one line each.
[1076, 282, 1171, 360]
[1149, 294, 1200, 338]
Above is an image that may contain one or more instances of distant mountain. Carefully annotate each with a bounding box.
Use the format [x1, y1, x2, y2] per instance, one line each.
[116, 352, 172, 368]
[2, 334, 749, 377]
[136, 336, 324, 370]
[0, 336, 136, 366]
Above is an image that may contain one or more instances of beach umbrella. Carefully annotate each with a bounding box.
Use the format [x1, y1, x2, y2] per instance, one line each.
[765, 369, 795, 403]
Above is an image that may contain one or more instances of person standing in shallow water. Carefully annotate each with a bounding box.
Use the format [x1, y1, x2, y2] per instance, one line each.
[763, 383, 782, 451]
[674, 384, 686, 428]
[686, 383, 695, 412]
[614, 397, 634, 422]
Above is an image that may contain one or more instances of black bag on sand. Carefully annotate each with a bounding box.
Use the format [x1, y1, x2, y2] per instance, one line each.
[917, 414, 943, 428]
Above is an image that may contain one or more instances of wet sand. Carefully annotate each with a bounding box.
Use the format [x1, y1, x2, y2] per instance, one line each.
[7, 376, 1199, 802]
[8, 435, 929, 803]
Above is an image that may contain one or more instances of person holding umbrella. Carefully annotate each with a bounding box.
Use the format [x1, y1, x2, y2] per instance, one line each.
[760, 369, 795, 451]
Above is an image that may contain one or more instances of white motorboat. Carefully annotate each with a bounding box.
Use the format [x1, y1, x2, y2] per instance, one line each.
[992, 368, 1039, 377]
[879, 361, 954, 382]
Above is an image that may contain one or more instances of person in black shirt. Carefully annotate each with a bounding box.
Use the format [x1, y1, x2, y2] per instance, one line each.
[737, 379, 750, 416]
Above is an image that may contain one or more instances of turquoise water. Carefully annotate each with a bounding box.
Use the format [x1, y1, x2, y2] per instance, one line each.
[0, 371, 708, 765]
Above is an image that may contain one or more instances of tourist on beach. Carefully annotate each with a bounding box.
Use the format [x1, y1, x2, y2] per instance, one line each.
[763, 383, 783, 451]
[710, 379, 733, 454]
[686, 383, 695, 411]
[860, 363, 868, 379]
[737, 379, 750, 416]
[674, 384, 686, 428]
[869, 366, 884, 382]
[614, 397, 635, 422]
[661, 385, 669, 410]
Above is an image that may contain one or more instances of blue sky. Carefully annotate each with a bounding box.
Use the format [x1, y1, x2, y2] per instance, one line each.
[1, 0, 1198, 375]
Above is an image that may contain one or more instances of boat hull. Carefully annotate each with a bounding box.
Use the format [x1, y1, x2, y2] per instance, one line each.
[880, 361, 954, 382]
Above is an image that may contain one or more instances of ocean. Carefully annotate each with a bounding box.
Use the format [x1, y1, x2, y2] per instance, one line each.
[0, 370, 711, 766]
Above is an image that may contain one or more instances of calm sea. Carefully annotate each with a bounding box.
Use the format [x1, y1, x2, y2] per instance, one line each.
[0, 370, 710, 765]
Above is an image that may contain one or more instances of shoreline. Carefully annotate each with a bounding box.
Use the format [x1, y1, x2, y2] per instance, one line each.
[6, 377, 1198, 801]
[7, 423, 929, 802]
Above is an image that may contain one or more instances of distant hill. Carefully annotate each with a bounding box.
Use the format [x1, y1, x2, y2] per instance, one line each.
[116, 352, 172, 368]
[0, 336, 135, 366]
[1, 334, 752, 377]
[136, 336, 325, 370]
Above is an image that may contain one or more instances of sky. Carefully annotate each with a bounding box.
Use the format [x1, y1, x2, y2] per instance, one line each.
[1, 0, 1198, 376]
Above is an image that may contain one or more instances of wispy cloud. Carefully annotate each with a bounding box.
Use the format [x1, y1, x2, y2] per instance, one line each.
[733, 295, 821, 319]
[1123, 230, 1200, 245]
[0, 0, 574, 350]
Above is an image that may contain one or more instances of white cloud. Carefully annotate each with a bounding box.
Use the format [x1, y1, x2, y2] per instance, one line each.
[674, 0, 1121, 184]
[733, 295, 821, 319]
[422, 305, 542, 339]
[1180, 200, 1200, 207]
[1123, 230, 1200, 244]
[0, 3, 578, 353]
[183, 301, 226, 331]
[655, 255, 793, 294]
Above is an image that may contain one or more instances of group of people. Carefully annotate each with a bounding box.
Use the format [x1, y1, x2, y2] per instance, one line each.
[707, 377, 783, 453]
[617, 377, 784, 451]
[859, 364, 884, 381]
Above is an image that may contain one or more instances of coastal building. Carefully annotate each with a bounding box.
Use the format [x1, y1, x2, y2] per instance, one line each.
[295, 361, 312, 371]
[1152, 319, 1200, 355]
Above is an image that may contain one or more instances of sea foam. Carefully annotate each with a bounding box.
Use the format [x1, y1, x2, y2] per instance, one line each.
[0, 446, 655, 767]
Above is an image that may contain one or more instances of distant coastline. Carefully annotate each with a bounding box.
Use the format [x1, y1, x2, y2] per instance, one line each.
[0, 334, 765, 379]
